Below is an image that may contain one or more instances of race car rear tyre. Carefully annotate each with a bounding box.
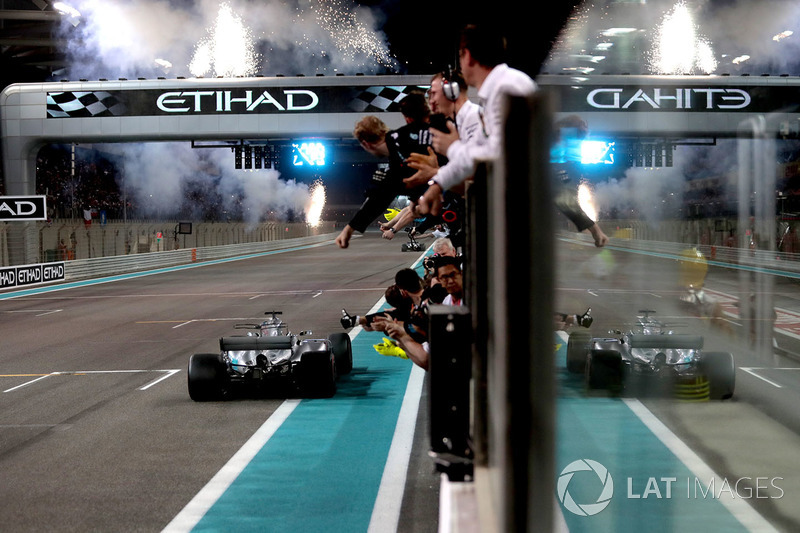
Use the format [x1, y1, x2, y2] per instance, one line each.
[401, 243, 409, 252]
[301, 351, 337, 398]
[329, 332, 353, 375]
[587, 350, 623, 393]
[701, 351, 735, 400]
[566, 331, 591, 374]
[188, 353, 226, 401]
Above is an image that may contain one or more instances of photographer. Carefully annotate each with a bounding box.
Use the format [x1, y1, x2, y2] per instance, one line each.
[341, 283, 414, 332]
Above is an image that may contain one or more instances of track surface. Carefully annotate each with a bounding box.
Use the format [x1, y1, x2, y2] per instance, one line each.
[4, 232, 800, 532]
[555, 237, 800, 532]
[0, 233, 438, 532]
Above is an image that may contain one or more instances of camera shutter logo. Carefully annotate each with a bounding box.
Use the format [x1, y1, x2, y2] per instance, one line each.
[557, 459, 614, 516]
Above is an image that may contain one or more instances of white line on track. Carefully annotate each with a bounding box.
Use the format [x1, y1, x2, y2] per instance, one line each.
[368, 363, 426, 532]
[3, 309, 63, 317]
[739, 367, 800, 389]
[624, 399, 778, 533]
[555, 331, 778, 531]
[139, 369, 182, 390]
[740, 367, 784, 388]
[2, 369, 181, 393]
[160, 400, 301, 533]
[162, 245, 432, 533]
[3, 373, 54, 393]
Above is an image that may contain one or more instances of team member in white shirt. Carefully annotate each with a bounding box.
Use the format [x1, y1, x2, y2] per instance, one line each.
[418, 24, 608, 247]
[403, 70, 482, 193]
[418, 24, 536, 215]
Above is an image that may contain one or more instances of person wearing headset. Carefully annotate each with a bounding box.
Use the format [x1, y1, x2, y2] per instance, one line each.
[415, 24, 608, 248]
[403, 69, 482, 193]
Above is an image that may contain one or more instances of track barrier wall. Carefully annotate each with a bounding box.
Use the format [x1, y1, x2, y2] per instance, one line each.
[0, 218, 338, 283]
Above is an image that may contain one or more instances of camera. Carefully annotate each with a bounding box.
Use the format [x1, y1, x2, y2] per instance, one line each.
[340, 309, 356, 329]
[423, 253, 442, 272]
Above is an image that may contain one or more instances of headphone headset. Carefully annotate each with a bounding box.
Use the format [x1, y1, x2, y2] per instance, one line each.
[441, 67, 460, 102]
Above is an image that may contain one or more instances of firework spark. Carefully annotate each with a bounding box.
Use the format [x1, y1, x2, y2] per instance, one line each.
[190, 3, 259, 77]
[578, 182, 597, 222]
[305, 179, 326, 227]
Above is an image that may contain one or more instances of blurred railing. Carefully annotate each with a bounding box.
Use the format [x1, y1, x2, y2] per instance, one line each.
[563, 229, 800, 278]
[1, 218, 338, 268]
[62, 233, 337, 282]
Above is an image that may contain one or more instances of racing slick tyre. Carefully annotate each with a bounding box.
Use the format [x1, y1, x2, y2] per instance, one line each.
[701, 351, 735, 400]
[566, 331, 591, 374]
[586, 350, 623, 394]
[401, 243, 410, 252]
[328, 332, 353, 375]
[300, 350, 337, 398]
[188, 353, 226, 401]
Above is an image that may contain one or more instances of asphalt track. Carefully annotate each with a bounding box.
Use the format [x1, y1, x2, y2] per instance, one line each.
[0, 233, 439, 532]
[3, 231, 800, 532]
[554, 237, 800, 533]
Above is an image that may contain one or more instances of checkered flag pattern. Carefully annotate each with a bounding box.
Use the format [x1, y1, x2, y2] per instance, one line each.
[348, 85, 428, 113]
[47, 91, 126, 118]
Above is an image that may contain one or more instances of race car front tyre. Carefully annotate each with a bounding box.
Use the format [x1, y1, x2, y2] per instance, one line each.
[566, 331, 591, 374]
[701, 351, 735, 400]
[587, 350, 623, 394]
[329, 332, 353, 375]
[188, 353, 226, 401]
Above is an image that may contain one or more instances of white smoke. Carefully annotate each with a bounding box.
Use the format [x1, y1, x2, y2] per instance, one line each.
[546, 0, 800, 75]
[57, 0, 398, 80]
[55, 1, 394, 223]
[116, 142, 311, 225]
[591, 147, 698, 223]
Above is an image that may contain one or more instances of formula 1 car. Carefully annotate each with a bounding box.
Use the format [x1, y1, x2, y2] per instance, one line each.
[188, 311, 353, 401]
[565, 310, 735, 400]
[401, 227, 425, 252]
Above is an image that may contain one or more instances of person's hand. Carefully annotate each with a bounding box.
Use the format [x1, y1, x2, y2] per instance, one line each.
[588, 223, 608, 248]
[373, 338, 408, 359]
[404, 148, 439, 188]
[381, 228, 395, 240]
[335, 225, 354, 249]
[418, 182, 443, 216]
[370, 314, 397, 333]
[431, 121, 459, 154]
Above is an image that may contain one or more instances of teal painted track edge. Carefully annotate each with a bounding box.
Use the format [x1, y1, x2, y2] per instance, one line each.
[0, 240, 335, 300]
[191, 323, 414, 533]
[554, 332, 774, 533]
[189, 246, 434, 532]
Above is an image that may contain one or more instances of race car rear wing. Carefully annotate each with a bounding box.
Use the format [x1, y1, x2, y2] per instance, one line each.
[628, 335, 704, 350]
[220, 336, 293, 351]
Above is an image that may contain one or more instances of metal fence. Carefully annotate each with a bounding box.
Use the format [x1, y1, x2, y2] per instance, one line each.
[1, 218, 338, 266]
[1, 218, 339, 282]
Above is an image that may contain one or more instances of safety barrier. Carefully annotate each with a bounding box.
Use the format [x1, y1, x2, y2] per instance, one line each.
[563, 230, 800, 277]
[62, 233, 337, 282]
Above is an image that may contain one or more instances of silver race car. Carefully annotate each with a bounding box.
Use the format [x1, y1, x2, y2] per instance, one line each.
[566, 310, 735, 400]
[188, 311, 353, 401]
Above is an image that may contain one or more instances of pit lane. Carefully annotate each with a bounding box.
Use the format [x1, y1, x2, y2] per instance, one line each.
[555, 236, 800, 532]
[3, 232, 800, 532]
[0, 233, 438, 532]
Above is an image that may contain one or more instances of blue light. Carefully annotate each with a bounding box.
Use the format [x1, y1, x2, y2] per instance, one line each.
[292, 142, 326, 167]
[580, 140, 615, 165]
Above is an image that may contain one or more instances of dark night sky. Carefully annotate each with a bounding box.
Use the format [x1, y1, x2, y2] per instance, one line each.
[356, 1, 582, 77]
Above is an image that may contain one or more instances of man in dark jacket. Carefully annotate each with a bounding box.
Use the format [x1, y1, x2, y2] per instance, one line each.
[335, 91, 447, 248]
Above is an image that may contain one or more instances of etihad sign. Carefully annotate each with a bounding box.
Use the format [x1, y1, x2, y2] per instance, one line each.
[156, 89, 320, 113]
[586, 88, 751, 110]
